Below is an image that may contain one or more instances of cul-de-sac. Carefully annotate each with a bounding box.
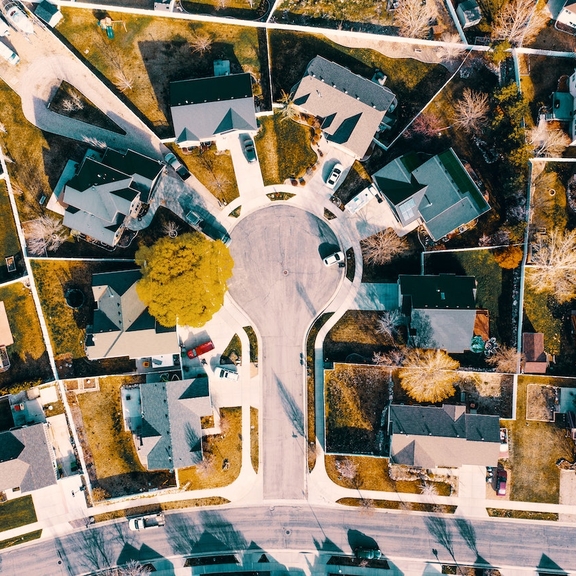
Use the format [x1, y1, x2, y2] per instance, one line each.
[2, 0, 576, 574]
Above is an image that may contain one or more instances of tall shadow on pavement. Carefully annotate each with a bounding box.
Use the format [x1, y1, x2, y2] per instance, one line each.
[275, 373, 305, 437]
[347, 528, 379, 551]
[197, 511, 249, 552]
[424, 516, 457, 564]
[165, 515, 201, 556]
[538, 554, 567, 575]
[64, 526, 117, 573]
[313, 537, 343, 554]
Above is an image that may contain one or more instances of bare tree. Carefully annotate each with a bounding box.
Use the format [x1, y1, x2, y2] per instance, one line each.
[114, 71, 134, 93]
[393, 0, 434, 39]
[373, 348, 405, 367]
[485, 345, 523, 373]
[408, 111, 446, 138]
[119, 561, 152, 576]
[376, 309, 403, 343]
[453, 88, 490, 133]
[398, 348, 460, 403]
[0, 121, 7, 134]
[491, 0, 547, 45]
[279, 90, 301, 122]
[529, 120, 571, 158]
[82, 135, 107, 149]
[162, 220, 180, 238]
[361, 228, 410, 266]
[195, 453, 215, 477]
[527, 228, 576, 302]
[190, 32, 213, 54]
[25, 215, 69, 255]
[336, 457, 358, 480]
[437, 33, 467, 62]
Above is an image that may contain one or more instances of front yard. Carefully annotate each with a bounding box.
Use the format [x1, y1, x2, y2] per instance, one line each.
[70, 375, 175, 498]
[0, 496, 37, 533]
[0, 281, 52, 393]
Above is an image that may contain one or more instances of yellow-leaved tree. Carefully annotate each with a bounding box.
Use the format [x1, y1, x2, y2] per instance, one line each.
[398, 348, 460, 403]
[135, 232, 234, 328]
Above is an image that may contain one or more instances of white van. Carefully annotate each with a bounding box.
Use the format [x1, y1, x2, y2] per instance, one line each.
[0, 41, 19, 65]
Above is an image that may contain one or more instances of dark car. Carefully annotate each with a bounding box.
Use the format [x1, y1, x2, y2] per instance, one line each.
[240, 134, 257, 163]
[164, 152, 191, 181]
[496, 468, 508, 496]
[354, 547, 382, 560]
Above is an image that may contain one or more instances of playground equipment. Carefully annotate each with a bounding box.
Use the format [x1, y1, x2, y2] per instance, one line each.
[98, 16, 126, 38]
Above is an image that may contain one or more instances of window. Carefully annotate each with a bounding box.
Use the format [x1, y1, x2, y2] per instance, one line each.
[399, 198, 417, 221]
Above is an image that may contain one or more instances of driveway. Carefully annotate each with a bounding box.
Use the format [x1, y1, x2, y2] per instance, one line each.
[227, 204, 344, 500]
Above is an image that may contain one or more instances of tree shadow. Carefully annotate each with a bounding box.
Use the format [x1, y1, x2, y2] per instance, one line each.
[165, 515, 201, 556]
[454, 518, 477, 556]
[313, 536, 343, 553]
[198, 510, 249, 552]
[275, 373, 305, 437]
[424, 516, 456, 564]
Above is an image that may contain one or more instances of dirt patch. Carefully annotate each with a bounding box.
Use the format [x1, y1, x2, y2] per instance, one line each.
[458, 372, 514, 417]
[526, 384, 558, 421]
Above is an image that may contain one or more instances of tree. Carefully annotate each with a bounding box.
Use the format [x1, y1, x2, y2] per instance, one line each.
[279, 90, 301, 122]
[529, 120, 571, 158]
[25, 215, 69, 255]
[491, 0, 547, 45]
[376, 309, 403, 343]
[114, 71, 134, 93]
[135, 232, 234, 327]
[527, 228, 576, 302]
[393, 0, 434, 39]
[398, 348, 460, 403]
[373, 348, 406, 367]
[493, 245, 523, 269]
[361, 228, 410, 266]
[436, 33, 467, 63]
[407, 112, 446, 139]
[485, 345, 523, 373]
[190, 32, 213, 54]
[162, 220, 180, 238]
[453, 88, 490, 133]
[119, 561, 152, 576]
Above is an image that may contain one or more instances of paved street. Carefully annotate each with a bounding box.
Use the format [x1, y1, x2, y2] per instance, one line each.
[227, 205, 344, 499]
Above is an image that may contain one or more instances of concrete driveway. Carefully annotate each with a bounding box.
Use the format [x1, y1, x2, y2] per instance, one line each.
[227, 204, 344, 500]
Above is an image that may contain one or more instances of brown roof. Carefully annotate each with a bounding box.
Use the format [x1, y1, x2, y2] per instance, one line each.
[473, 309, 489, 340]
[523, 332, 546, 362]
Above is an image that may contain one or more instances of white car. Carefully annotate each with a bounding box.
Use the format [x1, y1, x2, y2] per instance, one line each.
[325, 163, 343, 189]
[323, 251, 344, 267]
[214, 367, 240, 381]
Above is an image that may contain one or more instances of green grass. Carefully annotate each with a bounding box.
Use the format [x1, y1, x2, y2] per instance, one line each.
[0, 180, 20, 258]
[506, 375, 575, 503]
[255, 113, 317, 184]
[0, 529, 42, 550]
[0, 496, 37, 532]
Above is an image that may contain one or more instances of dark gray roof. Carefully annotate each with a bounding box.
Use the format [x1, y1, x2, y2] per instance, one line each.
[0, 424, 57, 493]
[170, 73, 253, 107]
[303, 56, 396, 112]
[92, 269, 141, 295]
[34, 0, 60, 22]
[399, 274, 476, 309]
[102, 149, 163, 184]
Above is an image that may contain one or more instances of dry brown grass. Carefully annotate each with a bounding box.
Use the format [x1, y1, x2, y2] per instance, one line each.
[325, 311, 383, 346]
[250, 406, 258, 473]
[337, 497, 457, 514]
[526, 384, 557, 421]
[177, 407, 242, 490]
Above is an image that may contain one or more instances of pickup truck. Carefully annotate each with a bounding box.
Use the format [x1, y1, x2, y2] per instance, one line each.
[128, 513, 165, 531]
[187, 340, 215, 359]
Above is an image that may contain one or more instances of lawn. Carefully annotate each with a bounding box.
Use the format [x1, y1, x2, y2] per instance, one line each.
[177, 407, 242, 490]
[424, 248, 516, 345]
[168, 144, 239, 205]
[74, 375, 175, 498]
[0, 79, 89, 223]
[0, 281, 52, 394]
[325, 363, 391, 454]
[506, 375, 575, 503]
[0, 180, 21, 262]
[250, 406, 258, 473]
[531, 166, 569, 231]
[338, 498, 457, 514]
[0, 529, 42, 550]
[0, 496, 37, 533]
[181, 0, 259, 18]
[58, 9, 261, 138]
[254, 113, 317, 184]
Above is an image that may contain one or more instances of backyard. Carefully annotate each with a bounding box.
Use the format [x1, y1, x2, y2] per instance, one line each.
[177, 407, 243, 489]
[254, 113, 317, 185]
[507, 375, 576, 503]
[58, 9, 262, 138]
[0, 180, 23, 282]
[72, 375, 175, 498]
[0, 496, 37, 533]
[0, 281, 52, 393]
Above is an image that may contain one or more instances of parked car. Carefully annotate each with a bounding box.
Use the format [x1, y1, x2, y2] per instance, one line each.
[323, 251, 344, 267]
[128, 513, 165, 531]
[164, 152, 191, 181]
[325, 162, 343, 189]
[214, 366, 240, 381]
[240, 134, 257, 163]
[186, 340, 215, 359]
[496, 468, 507, 496]
[354, 547, 382, 560]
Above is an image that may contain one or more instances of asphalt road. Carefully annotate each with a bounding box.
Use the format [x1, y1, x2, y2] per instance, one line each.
[2, 505, 576, 575]
[227, 205, 343, 500]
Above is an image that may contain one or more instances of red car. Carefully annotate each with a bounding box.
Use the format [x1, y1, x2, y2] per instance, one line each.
[496, 468, 508, 496]
[186, 340, 215, 359]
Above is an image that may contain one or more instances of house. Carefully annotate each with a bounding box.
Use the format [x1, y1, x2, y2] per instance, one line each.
[121, 376, 213, 470]
[399, 274, 487, 354]
[57, 148, 163, 247]
[0, 301, 13, 372]
[522, 332, 549, 374]
[169, 73, 258, 149]
[33, 0, 63, 27]
[545, 69, 576, 145]
[0, 396, 56, 493]
[291, 56, 397, 160]
[85, 269, 179, 361]
[373, 149, 490, 241]
[456, 0, 482, 28]
[556, 0, 576, 30]
[389, 404, 501, 468]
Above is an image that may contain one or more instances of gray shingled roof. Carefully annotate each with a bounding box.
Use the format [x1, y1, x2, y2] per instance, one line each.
[292, 56, 397, 159]
[389, 404, 500, 467]
[0, 424, 57, 493]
